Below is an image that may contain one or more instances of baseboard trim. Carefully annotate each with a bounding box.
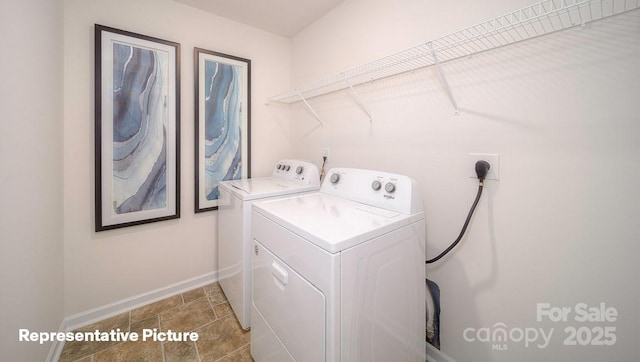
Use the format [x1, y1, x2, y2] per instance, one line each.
[45, 319, 67, 362]
[65, 271, 218, 331]
[47, 271, 217, 361]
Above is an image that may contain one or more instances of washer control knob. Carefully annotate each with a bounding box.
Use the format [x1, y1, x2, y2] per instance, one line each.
[371, 180, 382, 191]
[285, 165, 291, 171]
[296, 166, 304, 175]
[330, 173, 340, 184]
[384, 182, 396, 193]
[276, 164, 282, 170]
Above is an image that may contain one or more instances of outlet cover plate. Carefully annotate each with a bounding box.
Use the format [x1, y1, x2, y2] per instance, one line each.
[469, 153, 500, 180]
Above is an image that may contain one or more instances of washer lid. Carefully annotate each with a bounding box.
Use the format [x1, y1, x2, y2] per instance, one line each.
[253, 192, 424, 253]
[220, 177, 319, 201]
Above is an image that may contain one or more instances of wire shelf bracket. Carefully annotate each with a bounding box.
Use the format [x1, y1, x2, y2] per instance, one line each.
[268, 0, 640, 119]
[344, 78, 374, 122]
[296, 89, 325, 127]
[427, 41, 460, 115]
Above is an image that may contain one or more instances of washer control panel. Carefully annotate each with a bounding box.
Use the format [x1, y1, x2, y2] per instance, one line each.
[272, 160, 320, 186]
[321, 168, 423, 214]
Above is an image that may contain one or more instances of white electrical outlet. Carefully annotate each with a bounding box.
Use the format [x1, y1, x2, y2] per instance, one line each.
[469, 153, 500, 180]
[323, 148, 330, 159]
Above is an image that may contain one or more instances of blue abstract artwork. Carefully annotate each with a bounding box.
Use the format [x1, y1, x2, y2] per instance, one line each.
[112, 43, 168, 214]
[95, 24, 180, 231]
[203, 60, 243, 201]
[195, 48, 250, 212]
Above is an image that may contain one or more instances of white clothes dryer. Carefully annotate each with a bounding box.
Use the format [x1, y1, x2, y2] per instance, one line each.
[251, 168, 425, 361]
[217, 160, 320, 330]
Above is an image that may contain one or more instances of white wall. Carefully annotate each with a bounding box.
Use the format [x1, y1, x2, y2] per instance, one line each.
[0, 0, 65, 360]
[290, 0, 640, 360]
[64, 0, 292, 316]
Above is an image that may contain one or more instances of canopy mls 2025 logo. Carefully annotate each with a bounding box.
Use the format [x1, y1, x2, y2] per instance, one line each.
[463, 302, 618, 351]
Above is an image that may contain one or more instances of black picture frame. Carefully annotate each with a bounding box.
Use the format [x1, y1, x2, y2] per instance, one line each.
[194, 48, 251, 213]
[95, 24, 181, 231]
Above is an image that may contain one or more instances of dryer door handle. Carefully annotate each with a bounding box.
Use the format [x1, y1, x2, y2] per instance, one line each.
[271, 261, 289, 289]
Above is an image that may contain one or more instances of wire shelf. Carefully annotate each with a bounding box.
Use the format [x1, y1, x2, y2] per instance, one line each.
[269, 0, 640, 104]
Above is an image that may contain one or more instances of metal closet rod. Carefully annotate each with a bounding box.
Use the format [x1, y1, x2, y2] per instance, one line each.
[268, 0, 640, 120]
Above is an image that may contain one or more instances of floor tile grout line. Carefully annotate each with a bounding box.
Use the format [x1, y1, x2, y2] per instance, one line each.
[157, 291, 221, 316]
[193, 318, 218, 334]
[194, 340, 202, 362]
[206, 294, 219, 320]
[213, 342, 251, 362]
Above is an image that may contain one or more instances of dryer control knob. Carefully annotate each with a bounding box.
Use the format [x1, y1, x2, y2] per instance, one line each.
[296, 166, 304, 175]
[330, 173, 340, 184]
[384, 182, 396, 193]
[371, 180, 382, 191]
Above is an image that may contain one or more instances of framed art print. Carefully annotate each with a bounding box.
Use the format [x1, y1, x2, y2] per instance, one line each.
[194, 48, 251, 212]
[95, 25, 180, 231]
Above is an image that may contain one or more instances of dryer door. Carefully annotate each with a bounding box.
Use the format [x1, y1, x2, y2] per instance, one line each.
[252, 239, 326, 362]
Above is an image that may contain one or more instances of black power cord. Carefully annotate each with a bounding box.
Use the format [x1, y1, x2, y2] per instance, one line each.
[320, 156, 328, 181]
[426, 160, 490, 264]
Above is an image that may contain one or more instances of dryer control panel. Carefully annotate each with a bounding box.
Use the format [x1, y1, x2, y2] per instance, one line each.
[321, 168, 423, 215]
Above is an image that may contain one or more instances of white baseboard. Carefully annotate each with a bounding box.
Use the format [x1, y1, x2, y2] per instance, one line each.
[47, 271, 217, 361]
[45, 319, 67, 362]
[426, 342, 456, 362]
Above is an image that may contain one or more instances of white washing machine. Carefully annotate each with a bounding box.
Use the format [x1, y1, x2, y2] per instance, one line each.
[251, 168, 426, 361]
[217, 160, 320, 330]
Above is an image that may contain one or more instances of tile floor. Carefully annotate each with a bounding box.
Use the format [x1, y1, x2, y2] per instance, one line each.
[59, 282, 252, 362]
